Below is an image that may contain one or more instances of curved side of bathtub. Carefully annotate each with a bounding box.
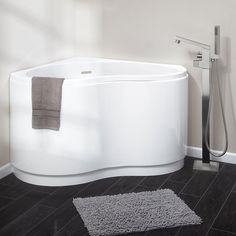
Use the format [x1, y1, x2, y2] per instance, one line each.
[10, 62, 188, 186]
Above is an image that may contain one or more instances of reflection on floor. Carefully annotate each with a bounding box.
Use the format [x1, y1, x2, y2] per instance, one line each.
[0, 157, 236, 236]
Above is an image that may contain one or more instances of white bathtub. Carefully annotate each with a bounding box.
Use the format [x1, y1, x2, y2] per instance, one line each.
[10, 58, 188, 186]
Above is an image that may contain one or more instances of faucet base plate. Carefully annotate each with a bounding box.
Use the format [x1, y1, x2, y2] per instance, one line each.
[193, 160, 219, 172]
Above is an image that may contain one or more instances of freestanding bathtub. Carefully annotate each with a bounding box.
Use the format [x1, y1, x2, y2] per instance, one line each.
[10, 58, 188, 186]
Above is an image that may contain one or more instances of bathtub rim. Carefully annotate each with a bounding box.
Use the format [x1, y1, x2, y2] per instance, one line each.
[10, 57, 188, 83]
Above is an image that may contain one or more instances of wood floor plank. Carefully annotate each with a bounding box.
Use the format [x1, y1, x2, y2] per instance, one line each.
[178, 193, 200, 209]
[232, 183, 236, 193]
[74, 176, 121, 198]
[54, 215, 88, 236]
[0, 181, 58, 199]
[0, 196, 13, 211]
[181, 171, 217, 197]
[33, 185, 59, 194]
[138, 174, 170, 190]
[177, 164, 236, 236]
[0, 204, 54, 236]
[146, 227, 180, 236]
[0, 184, 12, 197]
[213, 192, 236, 234]
[40, 184, 88, 209]
[0, 191, 48, 229]
[160, 180, 185, 194]
[208, 228, 236, 236]
[0, 182, 36, 200]
[103, 176, 145, 195]
[0, 174, 21, 186]
[169, 157, 195, 183]
[25, 200, 78, 236]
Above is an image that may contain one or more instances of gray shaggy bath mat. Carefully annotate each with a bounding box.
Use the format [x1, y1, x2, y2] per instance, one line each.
[73, 189, 202, 236]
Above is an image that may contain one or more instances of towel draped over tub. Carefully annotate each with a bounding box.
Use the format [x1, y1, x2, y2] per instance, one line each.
[31, 76, 64, 131]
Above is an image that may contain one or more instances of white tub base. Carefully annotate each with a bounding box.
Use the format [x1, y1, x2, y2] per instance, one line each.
[10, 58, 188, 186]
[13, 160, 184, 186]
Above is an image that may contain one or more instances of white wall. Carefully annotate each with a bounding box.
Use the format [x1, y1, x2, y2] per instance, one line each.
[0, 0, 103, 166]
[0, 0, 236, 166]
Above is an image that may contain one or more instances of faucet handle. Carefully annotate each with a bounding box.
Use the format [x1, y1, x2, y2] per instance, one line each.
[196, 52, 203, 60]
[193, 51, 210, 69]
[193, 52, 202, 67]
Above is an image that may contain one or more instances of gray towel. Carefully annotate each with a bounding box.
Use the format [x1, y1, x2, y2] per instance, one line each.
[32, 77, 64, 131]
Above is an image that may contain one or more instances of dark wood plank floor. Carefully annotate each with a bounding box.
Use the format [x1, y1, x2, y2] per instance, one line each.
[0, 157, 236, 236]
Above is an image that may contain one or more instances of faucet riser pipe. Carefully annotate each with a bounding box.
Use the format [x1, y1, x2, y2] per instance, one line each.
[202, 67, 210, 163]
[202, 95, 210, 163]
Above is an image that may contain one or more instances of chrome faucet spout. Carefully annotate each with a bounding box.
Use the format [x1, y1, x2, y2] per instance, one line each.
[175, 35, 211, 69]
[175, 35, 210, 50]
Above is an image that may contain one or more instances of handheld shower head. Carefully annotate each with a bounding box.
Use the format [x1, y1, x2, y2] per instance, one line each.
[214, 25, 220, 57]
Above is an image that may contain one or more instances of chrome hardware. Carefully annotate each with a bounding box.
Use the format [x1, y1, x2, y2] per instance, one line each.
[175, 26, 222, 168]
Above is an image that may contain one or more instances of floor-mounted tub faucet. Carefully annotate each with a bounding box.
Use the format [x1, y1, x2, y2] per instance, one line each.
[175, 35, 212, 69]
[175, 26, 220, 66]
[175, 26, 228, 172]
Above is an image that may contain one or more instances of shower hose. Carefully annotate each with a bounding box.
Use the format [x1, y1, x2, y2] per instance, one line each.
[204, 59, 228, 157]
